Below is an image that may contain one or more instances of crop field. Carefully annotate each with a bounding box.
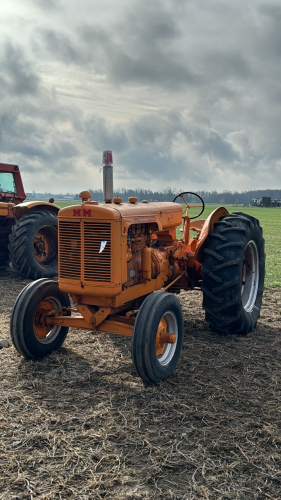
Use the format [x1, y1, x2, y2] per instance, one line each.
[1, 202, 280, 499]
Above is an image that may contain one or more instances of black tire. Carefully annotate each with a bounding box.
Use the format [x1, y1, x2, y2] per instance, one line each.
[0, 242, 9, 269]
[0, 257, 9, 269]
[10, 278, 71, 359]
[9, 210, 58, 280]
[131, 291, 183, 383]
[0, 228, 11, 269]
[202, 212, 265, 335]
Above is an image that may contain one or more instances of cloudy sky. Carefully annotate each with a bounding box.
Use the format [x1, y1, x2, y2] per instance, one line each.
[1, 0, 281, 194]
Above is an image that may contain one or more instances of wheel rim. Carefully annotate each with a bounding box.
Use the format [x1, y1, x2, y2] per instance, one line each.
[33, 226, 57, 265]
[34, 297, 62, 344]
[241, 240, 259, 312]
[155, 311, 178, 366]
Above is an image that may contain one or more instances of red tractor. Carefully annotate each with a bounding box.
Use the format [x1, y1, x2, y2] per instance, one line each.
[0, 163, 59, 279]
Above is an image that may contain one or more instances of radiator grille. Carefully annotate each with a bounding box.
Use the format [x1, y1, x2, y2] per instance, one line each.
[84, 222, 111, 282]
[59, 220, 112, 282]
[59, 221, 81, 279]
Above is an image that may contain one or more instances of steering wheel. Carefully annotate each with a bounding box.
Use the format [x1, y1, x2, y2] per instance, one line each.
[173, 191, 205, 220]
[0, 191, 24, 203]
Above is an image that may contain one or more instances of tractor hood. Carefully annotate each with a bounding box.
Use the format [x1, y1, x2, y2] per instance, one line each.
[58, 201, 183, 232]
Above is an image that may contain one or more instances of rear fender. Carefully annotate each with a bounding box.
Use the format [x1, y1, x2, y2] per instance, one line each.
[195, 207, 229, 264]
[12, 201, 60, 219]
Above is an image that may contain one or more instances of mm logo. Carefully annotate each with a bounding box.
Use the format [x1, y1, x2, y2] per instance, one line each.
[83, 209, 91, 217]
[167, 213, 173, 221]
[73, 209, 92, 217]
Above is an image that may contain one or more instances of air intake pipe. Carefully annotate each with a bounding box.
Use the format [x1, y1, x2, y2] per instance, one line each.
[102, 150, 113, 203]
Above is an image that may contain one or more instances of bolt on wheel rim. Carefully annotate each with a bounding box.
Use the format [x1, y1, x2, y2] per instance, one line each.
[241, 240, 259, 312]
[156, 311, 178, 366]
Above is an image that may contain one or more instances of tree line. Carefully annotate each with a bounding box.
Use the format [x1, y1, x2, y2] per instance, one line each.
[29, 187, 281, 204]
[81, 188, 281, 204]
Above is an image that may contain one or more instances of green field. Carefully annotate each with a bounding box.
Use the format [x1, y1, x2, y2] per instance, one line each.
[48, 200, 281, 288]
[53, 200, 80, 208]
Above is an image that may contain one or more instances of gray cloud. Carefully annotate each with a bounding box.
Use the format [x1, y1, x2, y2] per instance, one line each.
[29, 0, 61, 10]
[34, 2, 200, 90]
[38, 30, 85, 65]
[0, 107, 78, 163]
[258, 4, 281, 58]
[0, 43, 40, 96]
[197, 131, 240, 163]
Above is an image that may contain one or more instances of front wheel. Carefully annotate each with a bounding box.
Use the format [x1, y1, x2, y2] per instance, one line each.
[202, 212, 265, 335]
[131, 291, 183, 383]
[10, 279, 71, 359]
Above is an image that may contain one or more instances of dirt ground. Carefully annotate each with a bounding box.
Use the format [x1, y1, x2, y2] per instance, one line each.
[0, 266, 281, 500]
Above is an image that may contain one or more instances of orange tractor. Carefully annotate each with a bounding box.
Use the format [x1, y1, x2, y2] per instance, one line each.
[10, 152, 265, 383]
[0, 163, 59, 279]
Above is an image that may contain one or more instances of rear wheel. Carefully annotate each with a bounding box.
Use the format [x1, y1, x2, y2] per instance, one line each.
[131, 291, 183, 383]
[202, 212, 265, 334]
[9, 210, 58, 280]
[10, 279, 70, 359]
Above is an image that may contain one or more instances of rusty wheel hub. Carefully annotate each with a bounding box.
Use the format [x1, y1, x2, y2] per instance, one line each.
[155, 318, 176, 357]
[33, 227, 57, 264]
[34, 300, 54, 338]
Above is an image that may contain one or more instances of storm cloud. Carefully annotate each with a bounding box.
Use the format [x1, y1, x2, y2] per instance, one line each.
[0, 0, 281, 194]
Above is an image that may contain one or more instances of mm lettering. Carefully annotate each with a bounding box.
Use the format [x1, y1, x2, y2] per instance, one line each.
[83, 209, 91, 217]
[72, 208, 92, 217]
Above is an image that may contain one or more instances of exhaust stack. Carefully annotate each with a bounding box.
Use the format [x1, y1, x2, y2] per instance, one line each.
[102, 150, 113, 203]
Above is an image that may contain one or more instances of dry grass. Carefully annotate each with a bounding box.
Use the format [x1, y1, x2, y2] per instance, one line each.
[1, 266, 281, 499]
